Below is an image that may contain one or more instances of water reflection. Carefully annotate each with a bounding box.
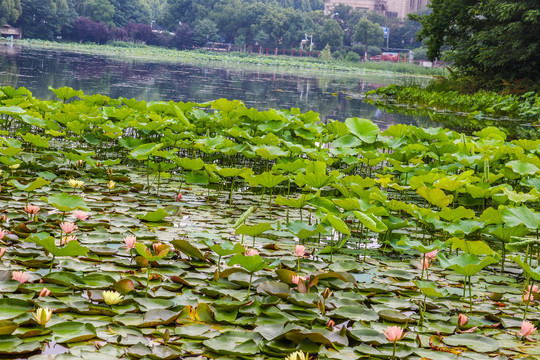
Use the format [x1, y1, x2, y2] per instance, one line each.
[0, 44, 429, 129]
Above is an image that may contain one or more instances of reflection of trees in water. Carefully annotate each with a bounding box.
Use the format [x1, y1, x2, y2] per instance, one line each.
[1, 47, 422, 125]
[0, 54, 20, 89]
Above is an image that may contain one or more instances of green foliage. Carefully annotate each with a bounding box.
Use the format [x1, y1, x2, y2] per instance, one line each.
[353, 17, 384, 56]
[410, 0, 540, 88]
[0, 0, 22, 25]
[319, 19, 344, 51]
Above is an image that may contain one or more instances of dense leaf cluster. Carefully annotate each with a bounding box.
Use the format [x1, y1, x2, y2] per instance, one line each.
[0, 86, 540, 357]
[410, 0, 540, 88]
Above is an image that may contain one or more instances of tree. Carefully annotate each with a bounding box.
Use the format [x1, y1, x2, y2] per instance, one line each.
[410, 0, 540, 88]
[353, 17, 384, 60]
[171, 23, 194, 49]
[108, 0, 150, 27]
[192, 19, 219, 46]
[71, 17, 109, 43]
[88, 0, 115, 26]
[318, 19, 343, 50]
[0, 0, 22, 25]
[16, 0, 75, 40]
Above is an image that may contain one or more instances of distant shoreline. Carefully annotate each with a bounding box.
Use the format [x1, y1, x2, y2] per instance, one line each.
[2, 39, 444, 78]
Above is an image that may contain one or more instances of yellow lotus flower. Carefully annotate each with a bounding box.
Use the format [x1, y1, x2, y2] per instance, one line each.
[285, 350, 308, 360]
[102, 290, 123, 305]
[67, 179, 85, 188]
[33, 307, 52, 326]
[107, 180, 116, 190]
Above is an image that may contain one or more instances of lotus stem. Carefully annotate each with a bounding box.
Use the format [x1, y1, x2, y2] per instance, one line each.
[49, 255, 55, 274]
[229, 177, 235, 206]
[392, 340, 397, 360]
[524, 279, 534, 320]
[468, 276, 473, 313]
[246, 272, 253, 298]
[146, 266, 151, 298]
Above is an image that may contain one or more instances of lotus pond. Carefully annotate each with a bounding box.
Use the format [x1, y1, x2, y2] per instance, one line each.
[1, 85, 540, 360]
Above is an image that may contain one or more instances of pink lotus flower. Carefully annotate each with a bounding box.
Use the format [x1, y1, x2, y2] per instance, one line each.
[291, 275, 300, 284]
[295, 245, 306, 257]
[123, 235, 137, 251]
[383, 326, 407, 342]
[61, 235, 77, 245]
[0, 247, 5, 259]
[322, 287, 333, 299]
[12, 271, 30, 284]
[60, 222, 77, 234]
[421, 258, 430, 270]
[176, 192, 182, 201]
[458, 313, 468, 327]
[245, 249, 259, 256]
[73, 210, 88, 221]
[521, 320, 537, 337]
[152, 242, 163, 253]
[523, 284, 539, 302]
[0, 229, 5, 241]
[39, 287, 51, 297]
[425, 250, 438, 261]
[24, 205, 40, 215]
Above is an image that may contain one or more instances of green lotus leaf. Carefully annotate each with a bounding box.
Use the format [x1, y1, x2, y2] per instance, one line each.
[501, 206, 540, 229]
[209, 241, 245, 257]
[396, 236, 449, 253]
[8, 177, 50, 192]
[171, 239, 206, 260]
[49, 86, 84, 101]
[173, 157, 205, 171]
[513, 255, 540, 282]
[137, 208, 168, 222]
[45, 192, 88, 212]
[353, 211, 387, 233]
[27, 232, 88, 257]
[218, 167, 253, 178]
[438, 253, 499, 276]
[437, 206, 475, 222]
[345, 117, 379, 143]
[286, 220, 326, 240]
[413, 280, 448, 297]
[248, 172, 286, 188]
[328, 306, 379, 322]
[203, 331, 260, 356]
[227, 254, 266, 273]
[442, 334, 499, 353]
[0, 299, 33, 320]
[233, 206, 257, 228]
[22, 133, 49, 148]
[417, 186, 453, 208]
[325, 214, 350, 235]
[275, 194, 313, 209]
[0, 321, 17, 335]
[451, 238, 494, 255]
[129, 142, 163, 160]
[506, 160, 539, 176]
[348, 328, 387, 345]
[486, 224, 529, 242]
[235, 222, 271, 237]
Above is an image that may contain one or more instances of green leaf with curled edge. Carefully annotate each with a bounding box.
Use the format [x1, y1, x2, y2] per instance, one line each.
[228, 254, 266, 274]
[27, 232, 88, 257]
[44, 192, 88, 212]
[9, 177, 50, 192]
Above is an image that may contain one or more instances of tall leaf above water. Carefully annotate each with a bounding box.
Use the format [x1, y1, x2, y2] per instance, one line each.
[345, 117, 379, 143]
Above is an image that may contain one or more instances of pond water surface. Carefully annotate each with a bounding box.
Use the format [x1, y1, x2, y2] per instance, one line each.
[0, 44, 431, 129]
